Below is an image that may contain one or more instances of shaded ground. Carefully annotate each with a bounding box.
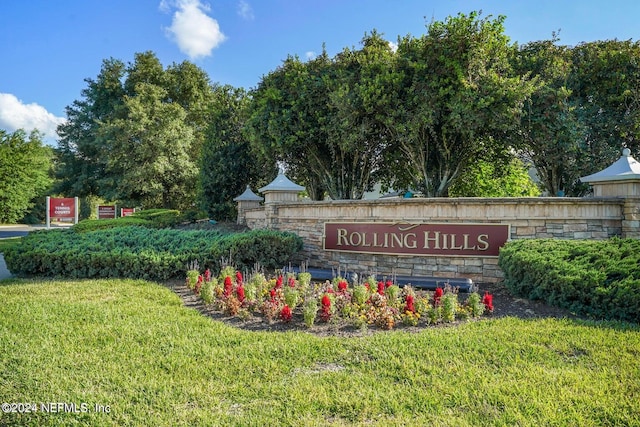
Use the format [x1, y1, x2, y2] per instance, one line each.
[166, 280, 582, 337]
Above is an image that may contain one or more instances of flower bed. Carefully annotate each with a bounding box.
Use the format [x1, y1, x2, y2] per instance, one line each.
[185, 266, 494, 331]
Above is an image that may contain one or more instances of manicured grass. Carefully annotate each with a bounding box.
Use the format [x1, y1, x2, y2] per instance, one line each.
[1, 279, 639, 426]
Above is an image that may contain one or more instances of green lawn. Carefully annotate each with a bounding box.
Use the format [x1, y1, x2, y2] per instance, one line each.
[1, 279, 638, 426]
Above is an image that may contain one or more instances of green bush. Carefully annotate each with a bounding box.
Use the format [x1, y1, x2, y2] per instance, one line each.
[73, 209, 183, 232]
[498, 238, 640, 323]
[4, 227, 303, 281]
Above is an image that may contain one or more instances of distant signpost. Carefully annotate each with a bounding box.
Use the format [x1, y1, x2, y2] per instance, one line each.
[121, 208, 135, 217]
[97, 205, 117, 219]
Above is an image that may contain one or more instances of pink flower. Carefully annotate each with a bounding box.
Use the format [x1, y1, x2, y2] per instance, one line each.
[288, 276, 296, 287]
[204, 269, 211, 282]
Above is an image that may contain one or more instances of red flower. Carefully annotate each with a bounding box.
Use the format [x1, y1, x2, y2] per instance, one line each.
[320, 294, 332, 322]
[364, 282, 370, 290]
[280, 305, 292, 322]
[276, 275, 283, 288]
[404, 294, 415, 313]
[482, 292, 494, 313]
[338, 280, 348, 292]
[288, 276, 296, 287]
[377, 281, 385, 295]
[385, 280, 393, 289]
[236, 284, 245, 303]
[434, 287, 444, 305]
[204, 269, 211, 282]
[235, 271, 243, 285]
[224, 276, 233, 297]
[194, 275, 203, 294]
[321, 294, 331, 308]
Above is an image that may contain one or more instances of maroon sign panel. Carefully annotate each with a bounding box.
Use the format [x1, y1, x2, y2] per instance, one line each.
[121, 208, 135, 217]
[49, 198, 76, 219]
[324, 222, 510, 257]
[98, 205, 116, 219]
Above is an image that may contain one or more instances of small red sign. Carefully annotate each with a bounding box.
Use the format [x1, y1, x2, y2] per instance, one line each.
[324, 222, 510, 257]
[49, 198, 75, 219]
[121, 208, 135, 217]
[98, 205, 116, 219]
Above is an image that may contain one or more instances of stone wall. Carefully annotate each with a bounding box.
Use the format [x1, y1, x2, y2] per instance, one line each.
[243, 197, 628, 283]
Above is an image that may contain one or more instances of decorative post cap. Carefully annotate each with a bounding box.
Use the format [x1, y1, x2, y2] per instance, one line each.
[580, 148, 640, 183]
[258, 172, 305, 192]
[233, 185, 264, 202]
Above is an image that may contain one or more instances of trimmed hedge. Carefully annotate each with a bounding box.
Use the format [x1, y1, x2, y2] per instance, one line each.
[4, 227, 303, 281]
[498, 238, 640, 323]
[73, 209, 182, 232]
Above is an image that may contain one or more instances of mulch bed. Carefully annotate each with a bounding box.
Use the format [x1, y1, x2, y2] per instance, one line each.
[164, 280, 583, 338]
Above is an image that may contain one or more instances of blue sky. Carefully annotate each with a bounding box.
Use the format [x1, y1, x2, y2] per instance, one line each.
[1, 0, 638, 145]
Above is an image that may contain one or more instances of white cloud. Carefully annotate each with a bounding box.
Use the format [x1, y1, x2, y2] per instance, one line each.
[0, 93, 65, 142]
[237, 0, 254, 21]
[161, 0, 226, 59]
[388, 41, 398, 53]
[305, 51, 317, 60]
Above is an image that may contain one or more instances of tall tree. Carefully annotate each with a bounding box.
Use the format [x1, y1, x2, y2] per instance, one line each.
[55, 52, 213, 208]
[386, 12, 534, 196]
[0, 130, 53, 223]
[55, 58, 126, 196]
[100, 83, 197, 209]
[200, 85, 266, 220]
[328, 31, 397, 199]
[248, 34, 396, 200]
[510, 38, 585, 196]
[247, 52, 333, 200]
[570, 40, 640, 175]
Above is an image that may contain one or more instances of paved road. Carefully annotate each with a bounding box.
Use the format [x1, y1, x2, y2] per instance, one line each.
[0, 225, 45, 280]
[0, 254, 12, 280]
[0, 230, 29, 238]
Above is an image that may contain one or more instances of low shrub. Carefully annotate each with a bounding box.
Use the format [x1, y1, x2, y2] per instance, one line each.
[73, 209, 182, 232]
[4, 227, 303, 281]
[498, 238, 640, 323]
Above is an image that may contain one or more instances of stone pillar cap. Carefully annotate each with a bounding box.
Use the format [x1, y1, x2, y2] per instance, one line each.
[233, 185, 264, 201]
[580, 148, 640, 183]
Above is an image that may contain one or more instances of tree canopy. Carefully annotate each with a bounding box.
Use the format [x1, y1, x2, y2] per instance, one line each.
[0, 130, 53, 223]
[200, 85, 268, 220]
[248, 12, 535, 198]
[55, 51, 214, 210]
[47, 12, 640, 217]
